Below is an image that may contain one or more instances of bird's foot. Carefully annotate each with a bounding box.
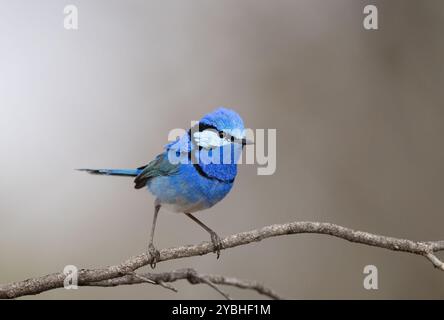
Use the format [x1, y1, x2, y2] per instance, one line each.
[148, 243, 160, 269]
[210, 232, 223, 259]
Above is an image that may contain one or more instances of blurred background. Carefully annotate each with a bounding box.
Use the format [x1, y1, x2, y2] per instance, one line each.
[1, 0, 444, 299]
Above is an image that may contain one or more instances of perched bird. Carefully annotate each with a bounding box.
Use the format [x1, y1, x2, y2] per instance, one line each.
[79, 107, 253, 268]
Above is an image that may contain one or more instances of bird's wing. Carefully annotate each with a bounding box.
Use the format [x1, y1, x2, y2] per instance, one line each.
[134, 153, 180, 189]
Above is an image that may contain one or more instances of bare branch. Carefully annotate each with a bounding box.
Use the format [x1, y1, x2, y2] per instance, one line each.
[1, 221, 444, 299]
[89, 268, 278, 300]
[425, 253, 444, 271]
[127, 272, 178, 292]
[200, 274, 282, 300]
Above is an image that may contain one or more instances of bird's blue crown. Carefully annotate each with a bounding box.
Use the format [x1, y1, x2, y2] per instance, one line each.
[199, 107, 245, 132]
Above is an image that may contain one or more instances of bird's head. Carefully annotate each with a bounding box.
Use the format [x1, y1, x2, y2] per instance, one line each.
[192, 107, 253, 150]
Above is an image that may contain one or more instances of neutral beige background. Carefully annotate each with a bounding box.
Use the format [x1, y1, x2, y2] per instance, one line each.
[1, 0, 444, 299]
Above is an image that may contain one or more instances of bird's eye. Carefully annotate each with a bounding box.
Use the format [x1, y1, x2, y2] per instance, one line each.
[218, 131, 225, 139]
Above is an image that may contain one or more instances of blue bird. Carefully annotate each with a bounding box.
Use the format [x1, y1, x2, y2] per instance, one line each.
[79, 107, 253, 267]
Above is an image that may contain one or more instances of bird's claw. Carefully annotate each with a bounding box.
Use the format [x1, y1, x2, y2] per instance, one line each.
[148, 243, 160, 269]
[210, 232, 222, 259]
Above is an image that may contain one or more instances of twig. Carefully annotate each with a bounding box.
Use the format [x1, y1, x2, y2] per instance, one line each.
[89, 268, 277, 300]
[128, 272, 178, 292]
[200, 274, 282, 300]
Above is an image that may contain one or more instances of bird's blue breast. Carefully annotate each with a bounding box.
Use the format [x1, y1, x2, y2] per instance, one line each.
[147, 160, 235, 213]
[194, 144, 240, 182]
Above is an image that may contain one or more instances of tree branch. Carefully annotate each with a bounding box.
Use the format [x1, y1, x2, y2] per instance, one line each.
[1, 221, 444, 299]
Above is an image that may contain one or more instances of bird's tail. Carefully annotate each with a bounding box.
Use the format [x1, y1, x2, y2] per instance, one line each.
[76, 168, 142, 177]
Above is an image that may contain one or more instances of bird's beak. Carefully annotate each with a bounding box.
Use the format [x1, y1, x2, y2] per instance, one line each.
[241, 138, 254, 145]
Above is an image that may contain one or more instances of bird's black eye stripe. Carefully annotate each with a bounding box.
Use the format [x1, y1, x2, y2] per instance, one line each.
[198, 123, 218, 132]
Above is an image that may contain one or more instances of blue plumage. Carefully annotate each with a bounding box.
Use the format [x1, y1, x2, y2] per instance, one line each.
[147, 156, 235, 213]
[80, 107, 250, 267]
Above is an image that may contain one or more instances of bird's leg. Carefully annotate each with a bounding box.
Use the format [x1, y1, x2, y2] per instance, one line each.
[148, 203, 161, 268]
[185, 213, 222, 259]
